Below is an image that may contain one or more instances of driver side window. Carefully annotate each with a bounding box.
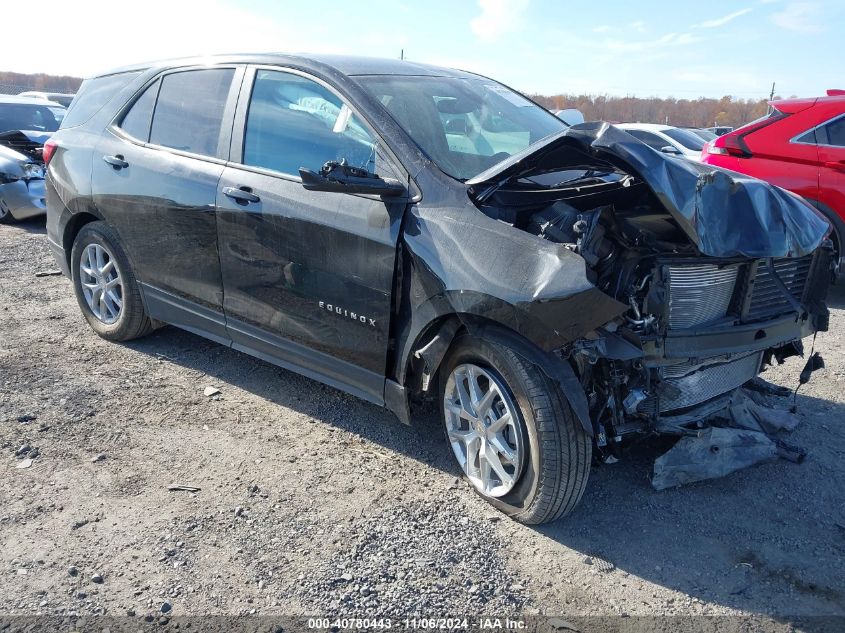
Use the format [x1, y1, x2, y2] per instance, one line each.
[243, 70, 378, 177]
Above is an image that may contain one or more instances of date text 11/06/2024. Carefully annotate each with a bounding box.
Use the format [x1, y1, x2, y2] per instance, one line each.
[307, 617, 527, 629]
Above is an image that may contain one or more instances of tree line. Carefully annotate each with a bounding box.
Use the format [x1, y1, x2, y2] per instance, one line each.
[0, 71, 83, 94]
[529, 93, 785, 128]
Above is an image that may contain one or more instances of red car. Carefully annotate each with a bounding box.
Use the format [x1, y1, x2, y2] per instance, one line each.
[702, 89, 845, 276]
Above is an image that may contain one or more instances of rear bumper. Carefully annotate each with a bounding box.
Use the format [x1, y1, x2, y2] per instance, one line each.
[0, 178, 46, 220]
[47, 236, 70, 277]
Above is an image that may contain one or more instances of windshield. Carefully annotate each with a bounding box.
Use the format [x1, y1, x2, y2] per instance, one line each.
[661, 127, 705, 151]
[0, 103, 60, 134]
[356, 75, 566, 181]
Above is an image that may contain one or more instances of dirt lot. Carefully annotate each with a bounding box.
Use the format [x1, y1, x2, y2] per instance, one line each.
[2, 218, 844, 630]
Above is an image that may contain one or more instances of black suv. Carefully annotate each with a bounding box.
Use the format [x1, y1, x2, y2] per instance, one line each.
[46, 55, 831, 523]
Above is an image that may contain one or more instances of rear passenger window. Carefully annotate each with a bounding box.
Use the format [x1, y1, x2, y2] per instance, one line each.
[119, 80, 159, 142]
[820, 116, 845, 146]
[242, 70, 376, 176]
[61, 71, 142, 129]
[149, 69, 235, 157]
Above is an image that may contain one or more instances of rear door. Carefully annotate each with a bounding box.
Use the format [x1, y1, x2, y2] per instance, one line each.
[216, 67, 409, 403]
[816, 114, 845, 213]
[91, 66, 243, 341]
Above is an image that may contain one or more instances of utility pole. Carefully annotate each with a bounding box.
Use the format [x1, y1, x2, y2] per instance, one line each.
[400, 49, 404, 60]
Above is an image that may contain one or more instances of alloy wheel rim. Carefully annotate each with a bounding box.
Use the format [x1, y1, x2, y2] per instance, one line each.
[443, 363, 524, 497]
[80, 243, 123, 324]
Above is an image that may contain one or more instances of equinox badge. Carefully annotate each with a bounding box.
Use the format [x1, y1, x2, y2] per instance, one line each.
[319, 301, 376, 327]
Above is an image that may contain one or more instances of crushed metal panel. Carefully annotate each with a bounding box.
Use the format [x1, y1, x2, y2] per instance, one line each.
[652, 426, 778, 491]
[467, 122, 831, 259]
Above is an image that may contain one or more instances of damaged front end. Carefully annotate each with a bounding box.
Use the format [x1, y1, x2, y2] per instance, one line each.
[467, 122, 832, 489]
[0, 130, 50, 221]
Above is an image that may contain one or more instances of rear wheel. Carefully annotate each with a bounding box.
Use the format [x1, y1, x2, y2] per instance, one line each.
[438, 333, 591, 524]
[70, 222, 153, 341]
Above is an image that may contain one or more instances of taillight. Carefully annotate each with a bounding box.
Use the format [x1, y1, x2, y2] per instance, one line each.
[707, 110, 788, 158]
[42, 140, 58, 166]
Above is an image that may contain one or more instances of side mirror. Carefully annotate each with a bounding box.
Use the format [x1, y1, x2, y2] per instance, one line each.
[299, 160, 405, 197]
[660, 145, 682, 155]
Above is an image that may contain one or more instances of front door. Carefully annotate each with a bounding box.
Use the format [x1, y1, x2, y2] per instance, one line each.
[216, 67, 408, 402]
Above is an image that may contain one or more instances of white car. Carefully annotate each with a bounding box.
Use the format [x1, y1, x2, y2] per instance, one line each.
[616, 123, 705, 161]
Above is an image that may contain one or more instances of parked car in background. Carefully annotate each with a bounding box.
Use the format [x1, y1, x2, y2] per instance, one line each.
[0, 96, 59, 222]
[616, 123, 704, 160]
[48, 105, 67, 125]
[702, 90, 845, 277]
[554, 108, 585, 127]
[705, 126, 733, 136]
[18, 91, 75, 108]
[683, 127, 717, 142]
[45, 54, 831, 522]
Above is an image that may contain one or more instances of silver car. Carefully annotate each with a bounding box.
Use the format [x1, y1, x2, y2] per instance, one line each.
[0, 96, 61, 223]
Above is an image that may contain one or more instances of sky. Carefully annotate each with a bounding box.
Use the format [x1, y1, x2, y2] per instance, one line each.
[2, 0, 842, 99]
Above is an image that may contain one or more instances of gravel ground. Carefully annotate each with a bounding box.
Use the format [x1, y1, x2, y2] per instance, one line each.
[1, 218, 844, 630]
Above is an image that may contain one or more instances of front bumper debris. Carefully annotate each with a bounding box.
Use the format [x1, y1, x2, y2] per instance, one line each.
[0, 178, 46, 220]
[651, 384, 809, 490]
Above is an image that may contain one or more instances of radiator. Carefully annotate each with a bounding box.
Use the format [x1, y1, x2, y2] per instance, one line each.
[656, 352, 763, 413]
[667, 264, 739, 329]
[747, 257, 811, 320]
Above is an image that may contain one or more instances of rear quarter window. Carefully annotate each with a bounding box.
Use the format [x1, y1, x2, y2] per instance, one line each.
[61, 71, 143, 129]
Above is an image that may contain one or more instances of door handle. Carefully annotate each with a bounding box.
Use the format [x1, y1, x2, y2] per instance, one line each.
[103, 154, 129, 169]
[823, 160, 845, 171]
[222, 186, 260, 204]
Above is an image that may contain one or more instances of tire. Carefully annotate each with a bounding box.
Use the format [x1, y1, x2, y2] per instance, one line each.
[70, 221, 153, 341]
[438, 333, 591, 524]
[0, 198, 17, 224]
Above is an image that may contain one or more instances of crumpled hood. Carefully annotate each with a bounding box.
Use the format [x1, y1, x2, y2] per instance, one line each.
[0, 129, 51, 145]
[0, 130, 51, 164]
[468, 121, 830, 258]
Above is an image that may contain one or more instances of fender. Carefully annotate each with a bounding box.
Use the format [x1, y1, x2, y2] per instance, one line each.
[405, 315, 594, 436]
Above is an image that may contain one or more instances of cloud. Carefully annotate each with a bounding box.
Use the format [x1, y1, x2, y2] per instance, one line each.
[604, 31, 701, 53]
[470, 0, 529, 42]
[771, 2, 824, 32]
[697, 8, 753, 28]
[592, 25, 612, 33]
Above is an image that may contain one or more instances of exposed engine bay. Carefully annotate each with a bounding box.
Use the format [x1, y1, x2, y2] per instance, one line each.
[470, 127, 833, 488]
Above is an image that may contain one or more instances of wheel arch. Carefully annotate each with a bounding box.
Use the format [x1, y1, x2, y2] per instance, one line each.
[805, 197, 845, 277]
[400, 311, 594, 436]
[62, 211, 105, 272]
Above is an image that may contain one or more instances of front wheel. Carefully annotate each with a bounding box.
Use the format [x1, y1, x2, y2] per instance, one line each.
[70, 221, 153, 341]
[438, 333, 591, 524]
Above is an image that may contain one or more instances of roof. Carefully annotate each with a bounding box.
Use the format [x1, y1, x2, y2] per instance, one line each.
[616, 123, 673, 132]
[0, 95, 64, 106]
[18, 91, 75, 98]
[90, 53, 477, 80]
